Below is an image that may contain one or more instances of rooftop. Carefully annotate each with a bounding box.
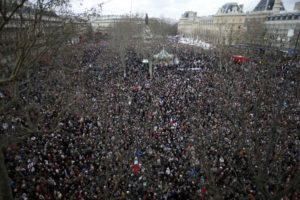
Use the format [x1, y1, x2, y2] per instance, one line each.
[218, 2, 243, 14]
[266, 11, 300, 21]
[253, 0, 285, 12]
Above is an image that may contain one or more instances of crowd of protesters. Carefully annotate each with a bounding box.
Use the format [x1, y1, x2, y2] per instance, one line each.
[1, 37, 299, 200]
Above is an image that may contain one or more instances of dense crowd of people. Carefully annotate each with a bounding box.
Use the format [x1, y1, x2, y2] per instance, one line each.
[1, 37, 299, 200]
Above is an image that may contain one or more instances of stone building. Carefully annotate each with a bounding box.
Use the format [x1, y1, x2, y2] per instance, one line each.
[90, 15, 143, 33]
[0, 1, 90, 68]
[178, 0, 300, 53]
[264, 11, 300, 51]
[245, 0, 286, 46]
[177, 11, 198, 38]
[213, 3, 246, 45]
[194, 16, 214, 43]
[252, 0, 285, 12]
[90, 15, 125, 32]
[178, 3, 246, 45]
[245, 0, 300, 52]
[0, 2, 62, 66]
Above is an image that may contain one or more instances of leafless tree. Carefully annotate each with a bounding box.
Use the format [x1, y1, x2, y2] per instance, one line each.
[187, 49, 299, 199]
[0, 1, 89, 199]
[244, 17, 267, 48]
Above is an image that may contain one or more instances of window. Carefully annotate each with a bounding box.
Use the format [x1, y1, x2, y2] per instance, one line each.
[288, 16, 292, 20]
[282, 16, 286, 20]
[294, 15, 299, 20]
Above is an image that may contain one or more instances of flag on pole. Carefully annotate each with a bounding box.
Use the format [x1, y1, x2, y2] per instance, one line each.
[174, 122, 178, 127]
[170, 117, 178, 127]
[159, 98, 164, 105]
[133, 157, 139, 173]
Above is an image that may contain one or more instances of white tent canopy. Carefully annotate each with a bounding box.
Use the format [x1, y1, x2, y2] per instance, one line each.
[142, 59, 149, 64]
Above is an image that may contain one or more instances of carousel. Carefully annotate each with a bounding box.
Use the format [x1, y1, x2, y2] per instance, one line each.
[153, 48, 178, 65]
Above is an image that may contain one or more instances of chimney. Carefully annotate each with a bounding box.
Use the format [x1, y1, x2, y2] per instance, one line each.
[294, 2, 300, 11]
[239, 4, 244, 12]
[273, 0, 281, 12]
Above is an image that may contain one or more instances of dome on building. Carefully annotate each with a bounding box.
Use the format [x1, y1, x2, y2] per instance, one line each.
[219, 3, 243, 14]
[253, 0, 285, 12]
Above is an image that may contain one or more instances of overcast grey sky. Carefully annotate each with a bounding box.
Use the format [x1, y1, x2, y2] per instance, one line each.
[71, 0, 298, 20]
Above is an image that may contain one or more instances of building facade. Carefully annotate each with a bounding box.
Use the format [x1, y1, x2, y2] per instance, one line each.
[89, 15, 143, 33]
[213, 3, 246, 45]
[90, 15, 124, 32]
[178, 3, 246, 45]
[0, 1, 90, 69]
[178, 0, 300, 52]
[264, 11, 300, 50]
[177, 11, 198, 38]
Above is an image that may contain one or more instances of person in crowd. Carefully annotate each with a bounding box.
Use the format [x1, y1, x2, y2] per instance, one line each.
[2, 38, 299, 200]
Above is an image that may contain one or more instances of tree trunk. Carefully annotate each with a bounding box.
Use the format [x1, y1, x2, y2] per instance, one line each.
[149, 60, 153, 79]
[0, 150, 13, 200]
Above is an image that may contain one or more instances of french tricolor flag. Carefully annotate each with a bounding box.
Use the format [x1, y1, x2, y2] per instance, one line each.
[170, 117, 178, 126]
[159, 98, 164, 105]
[174, 122, 178, 127]
[133, 157, 139, 173]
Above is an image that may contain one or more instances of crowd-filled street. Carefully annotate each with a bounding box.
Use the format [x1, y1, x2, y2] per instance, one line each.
[1, 37, 299, 200]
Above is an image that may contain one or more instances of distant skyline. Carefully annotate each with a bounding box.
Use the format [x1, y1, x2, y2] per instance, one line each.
[71, 0, 299, 20]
